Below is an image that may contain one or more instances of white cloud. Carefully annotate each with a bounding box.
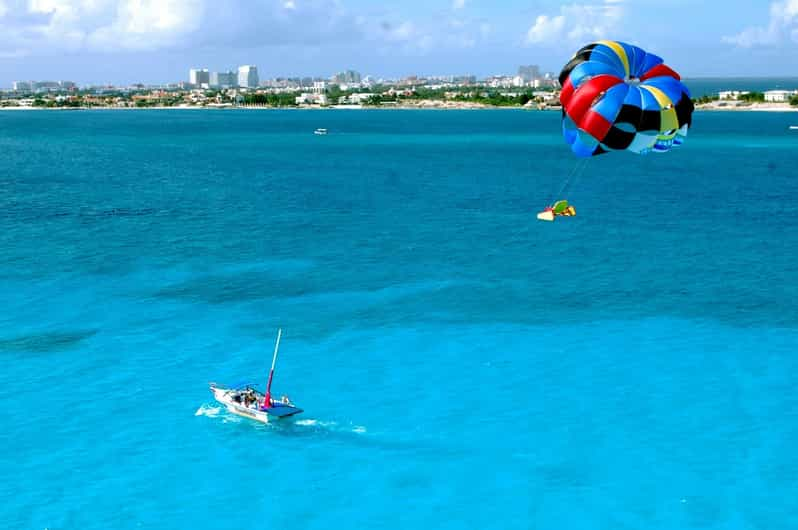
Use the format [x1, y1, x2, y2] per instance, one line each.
[0, 0, 377, 58]
[91, 0, 204, 50]
[722, 0, 798, 47]
[525, 14, 565, 44]
[0, 0, 490, 60]
[524, 0, 623, 45]
[1, 0, 203, 55]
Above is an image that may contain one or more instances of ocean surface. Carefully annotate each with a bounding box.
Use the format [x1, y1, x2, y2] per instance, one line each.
[683, 77, 798, 97]
[1, 109, 797, 529]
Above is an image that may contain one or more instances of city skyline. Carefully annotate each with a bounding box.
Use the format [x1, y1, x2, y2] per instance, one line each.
[5, 66, 555, 92]
[0, 1, 797, 86]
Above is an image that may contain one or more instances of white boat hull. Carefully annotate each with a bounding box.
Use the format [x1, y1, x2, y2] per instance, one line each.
[537, 210, 555, 221]
[211, 386, 271, 423]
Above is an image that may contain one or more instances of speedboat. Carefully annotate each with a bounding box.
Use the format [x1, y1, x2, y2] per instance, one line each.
[209, 329, 303, 423]
[209, 382, 302, 422]
[314, 128, 328, 135]
[790, 126, 798, 130]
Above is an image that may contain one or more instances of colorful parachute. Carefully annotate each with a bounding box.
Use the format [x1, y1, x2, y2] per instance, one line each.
[559, 40, 693, 157]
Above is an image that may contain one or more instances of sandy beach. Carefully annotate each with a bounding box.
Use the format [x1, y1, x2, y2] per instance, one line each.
[695, 101, 798, 112]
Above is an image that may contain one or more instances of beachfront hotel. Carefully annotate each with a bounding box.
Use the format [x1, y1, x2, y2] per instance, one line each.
[238, 66, 259, 89]
[210, 71, 237, 89]
[189, 68, 210, 88]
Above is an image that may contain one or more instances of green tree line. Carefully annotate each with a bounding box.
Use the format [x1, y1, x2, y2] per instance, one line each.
[243, 93, 298, 106]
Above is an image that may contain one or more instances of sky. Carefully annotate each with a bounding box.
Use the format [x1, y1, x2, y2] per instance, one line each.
[0, 0, 797, 86]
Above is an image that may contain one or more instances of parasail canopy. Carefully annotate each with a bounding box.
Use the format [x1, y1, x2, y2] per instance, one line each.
[559, 40, 693, 158]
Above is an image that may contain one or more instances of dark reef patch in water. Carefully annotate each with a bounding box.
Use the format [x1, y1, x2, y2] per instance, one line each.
[153, 271, 309, 304]
[0, 329, 98, 353]
[152, 268, 399, 306]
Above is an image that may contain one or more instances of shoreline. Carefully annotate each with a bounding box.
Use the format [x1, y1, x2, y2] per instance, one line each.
[1, 103, 796, 112]
[695, 102, 798, 112]
[0, 104, 557, 111]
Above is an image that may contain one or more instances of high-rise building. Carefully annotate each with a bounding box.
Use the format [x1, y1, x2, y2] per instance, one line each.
[189, 68, 210, 87]
[12, 81, 32, 91]
[518, 65, 540, 82]
[210, 71, 237, 88]
[238, 65, 259, 88]
[59, 81, 76, 90]
[33, 81, 60, 91]
[332, 70, 362, 84]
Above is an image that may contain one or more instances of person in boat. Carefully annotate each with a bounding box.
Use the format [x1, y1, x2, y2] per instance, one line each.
[539, 199, 576, 220]
[551, 199, 575, 216]
[244, 389, 256, 407]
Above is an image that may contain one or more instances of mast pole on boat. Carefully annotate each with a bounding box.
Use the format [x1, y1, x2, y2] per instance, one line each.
[264, 328, 281, 408]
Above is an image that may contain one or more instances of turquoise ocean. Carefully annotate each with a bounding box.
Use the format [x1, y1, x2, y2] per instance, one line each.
[1, 109, 797, 529]
[683, 77, 798, 97]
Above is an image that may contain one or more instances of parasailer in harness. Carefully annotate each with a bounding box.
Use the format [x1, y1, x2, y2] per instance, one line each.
[537, 200, 576, 221]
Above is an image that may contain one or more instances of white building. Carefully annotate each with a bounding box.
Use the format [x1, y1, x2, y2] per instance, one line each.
[312, 80, 327, 93]
[238, 65, 259, 88]
[189, 68, 210, 88]
[718, 90, 748, 100]
[210, 71, 236, 88]
[337, 82, 363, 91]
[764, 90, 793, 102]
[12, 81, 32, 91]
[533, 91, 558, 102]
[346, 93, 375, 104]
[487, 76, 515, 89]
[295, 92, 329, 105]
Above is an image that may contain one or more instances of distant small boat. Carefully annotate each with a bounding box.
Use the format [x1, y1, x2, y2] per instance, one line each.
[209, 329, 303, 423]
[314, 128, 328, 135]
[790, 125, 798, 130]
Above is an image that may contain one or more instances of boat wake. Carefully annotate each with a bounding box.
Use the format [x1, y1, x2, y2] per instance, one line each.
[195, 403, 245, 424]
[194, 404, 221, 418]
[196, 405, 366, 435]
[294, 418, 367, 435]
[196, 402, 367, 435]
